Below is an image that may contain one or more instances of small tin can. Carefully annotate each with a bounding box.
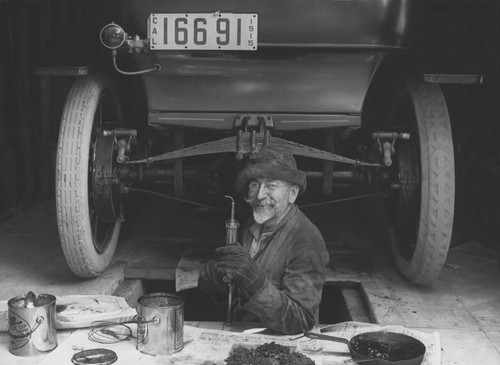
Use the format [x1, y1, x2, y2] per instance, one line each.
[136, 292, 185, 356]
[8, 293, 57, 356]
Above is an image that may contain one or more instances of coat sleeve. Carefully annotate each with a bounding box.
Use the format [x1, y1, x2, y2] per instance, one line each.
[240, 233, 328, 335]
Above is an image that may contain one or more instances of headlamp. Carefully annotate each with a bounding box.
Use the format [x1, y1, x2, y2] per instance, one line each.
[100, 23, 126, 49]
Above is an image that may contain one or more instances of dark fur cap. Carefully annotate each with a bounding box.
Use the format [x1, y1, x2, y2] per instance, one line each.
[235, 146, 306, 195]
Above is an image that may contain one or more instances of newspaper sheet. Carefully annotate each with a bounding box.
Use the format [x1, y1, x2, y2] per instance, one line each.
[36, 321, 440, 365]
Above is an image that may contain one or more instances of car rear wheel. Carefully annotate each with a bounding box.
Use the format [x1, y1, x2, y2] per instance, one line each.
[56, 74, 124, 278]
[386, 80, 455, 284]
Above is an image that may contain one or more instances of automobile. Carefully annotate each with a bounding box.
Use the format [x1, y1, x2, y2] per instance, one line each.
[52, 0, 458, 284]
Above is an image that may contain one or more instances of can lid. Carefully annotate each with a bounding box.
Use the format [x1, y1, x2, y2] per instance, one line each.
[71, 349, 117, 365]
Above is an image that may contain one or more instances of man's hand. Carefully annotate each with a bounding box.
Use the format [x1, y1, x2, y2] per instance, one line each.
[200, 260, 225, 286]
[215, 245, 266, 300]
[198, 259, 227, 296]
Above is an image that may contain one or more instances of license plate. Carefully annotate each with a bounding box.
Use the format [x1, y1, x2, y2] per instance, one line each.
[148, 13, 258, 50]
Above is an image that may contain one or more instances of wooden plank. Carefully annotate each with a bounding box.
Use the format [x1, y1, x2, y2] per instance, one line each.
[341, 286, 374, 323]
[324, 239, 375, 283]
[489, 331, 500, 354]
[113, 279, 145, 309]
[362, 265, 480, 330]
[119, 236, 220, 281]
[440, 242, 500, 332]
[122, 240, 185, 280]
[439, 328, 500, 365]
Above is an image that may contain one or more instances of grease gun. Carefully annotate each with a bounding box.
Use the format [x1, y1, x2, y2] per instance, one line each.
[224, 195, 239, 325]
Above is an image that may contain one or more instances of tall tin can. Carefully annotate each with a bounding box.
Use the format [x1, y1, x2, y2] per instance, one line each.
[136, 292, 185, 356]
[8, 293, 57, 356]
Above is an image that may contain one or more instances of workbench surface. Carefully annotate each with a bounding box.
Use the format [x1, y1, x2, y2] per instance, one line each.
[1, 321, 441, 365]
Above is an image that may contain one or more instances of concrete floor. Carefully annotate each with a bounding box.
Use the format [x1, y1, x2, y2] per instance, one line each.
[0, 195, 499, 364]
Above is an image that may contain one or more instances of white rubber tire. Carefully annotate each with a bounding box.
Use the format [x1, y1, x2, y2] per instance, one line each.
[388, 80, 455, 284]
[56, 75, 122, 278]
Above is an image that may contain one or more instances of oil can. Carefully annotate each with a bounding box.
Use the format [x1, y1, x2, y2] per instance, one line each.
[8, 293, 57, 356]
[136, 292, 185, 356]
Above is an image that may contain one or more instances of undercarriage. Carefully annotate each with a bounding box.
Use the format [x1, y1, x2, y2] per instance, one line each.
[54, 0, 455, 284]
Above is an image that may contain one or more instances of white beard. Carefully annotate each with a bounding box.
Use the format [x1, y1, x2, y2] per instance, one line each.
[253, 205, 275, 224]
[251, 199, 290, 225]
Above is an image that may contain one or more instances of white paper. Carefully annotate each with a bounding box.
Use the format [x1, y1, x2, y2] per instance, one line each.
[0, 295, 137, 332]
[37, 322, 440, 365]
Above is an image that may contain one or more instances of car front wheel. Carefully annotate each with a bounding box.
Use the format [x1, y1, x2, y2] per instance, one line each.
[56, 74, 124, 278]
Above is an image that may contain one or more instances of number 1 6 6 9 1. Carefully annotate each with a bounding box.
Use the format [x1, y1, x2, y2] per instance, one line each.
[148, 13, 258, 50]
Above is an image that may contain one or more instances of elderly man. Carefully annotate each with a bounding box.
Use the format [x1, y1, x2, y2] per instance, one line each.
[198, 146, 329, 335]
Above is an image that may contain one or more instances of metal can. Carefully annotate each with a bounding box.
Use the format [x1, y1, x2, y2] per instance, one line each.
[136, 292, 185, 356]
[8, 293, 57, 356]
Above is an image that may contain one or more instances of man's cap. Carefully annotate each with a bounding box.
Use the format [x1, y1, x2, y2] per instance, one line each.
[235, 146, 307, 195]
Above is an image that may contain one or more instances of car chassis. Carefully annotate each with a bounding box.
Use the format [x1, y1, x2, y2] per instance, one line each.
[53, 0, 455, 285]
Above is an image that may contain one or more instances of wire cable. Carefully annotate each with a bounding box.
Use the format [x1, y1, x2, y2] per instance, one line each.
[112, 54, 161, 76]
[88, 321, 133, 344]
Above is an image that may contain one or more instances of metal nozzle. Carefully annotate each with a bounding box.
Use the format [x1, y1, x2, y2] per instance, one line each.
[225, 195, 235, 221]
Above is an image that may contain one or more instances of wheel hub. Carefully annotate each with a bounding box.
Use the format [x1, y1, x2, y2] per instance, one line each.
[92, 128, 123, 222]
[388, 136, 421, 259]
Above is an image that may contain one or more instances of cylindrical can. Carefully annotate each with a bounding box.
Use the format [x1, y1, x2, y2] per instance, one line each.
[136, 292, 185, 356]
[8, 293, 57, 356]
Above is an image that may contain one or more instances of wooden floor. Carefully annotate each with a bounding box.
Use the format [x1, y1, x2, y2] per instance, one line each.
[0, 196, 499, 364]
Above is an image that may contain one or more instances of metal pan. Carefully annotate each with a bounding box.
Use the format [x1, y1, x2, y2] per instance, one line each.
[305, 331, 426, 365]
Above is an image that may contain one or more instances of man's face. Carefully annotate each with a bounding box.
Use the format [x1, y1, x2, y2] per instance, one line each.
[246, 178, 299, 226]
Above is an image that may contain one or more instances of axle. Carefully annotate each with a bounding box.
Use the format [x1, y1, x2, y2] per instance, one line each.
[117, 164, 387, 187]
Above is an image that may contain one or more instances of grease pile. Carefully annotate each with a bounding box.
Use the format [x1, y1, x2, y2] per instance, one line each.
[225, 342, 315, 365]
